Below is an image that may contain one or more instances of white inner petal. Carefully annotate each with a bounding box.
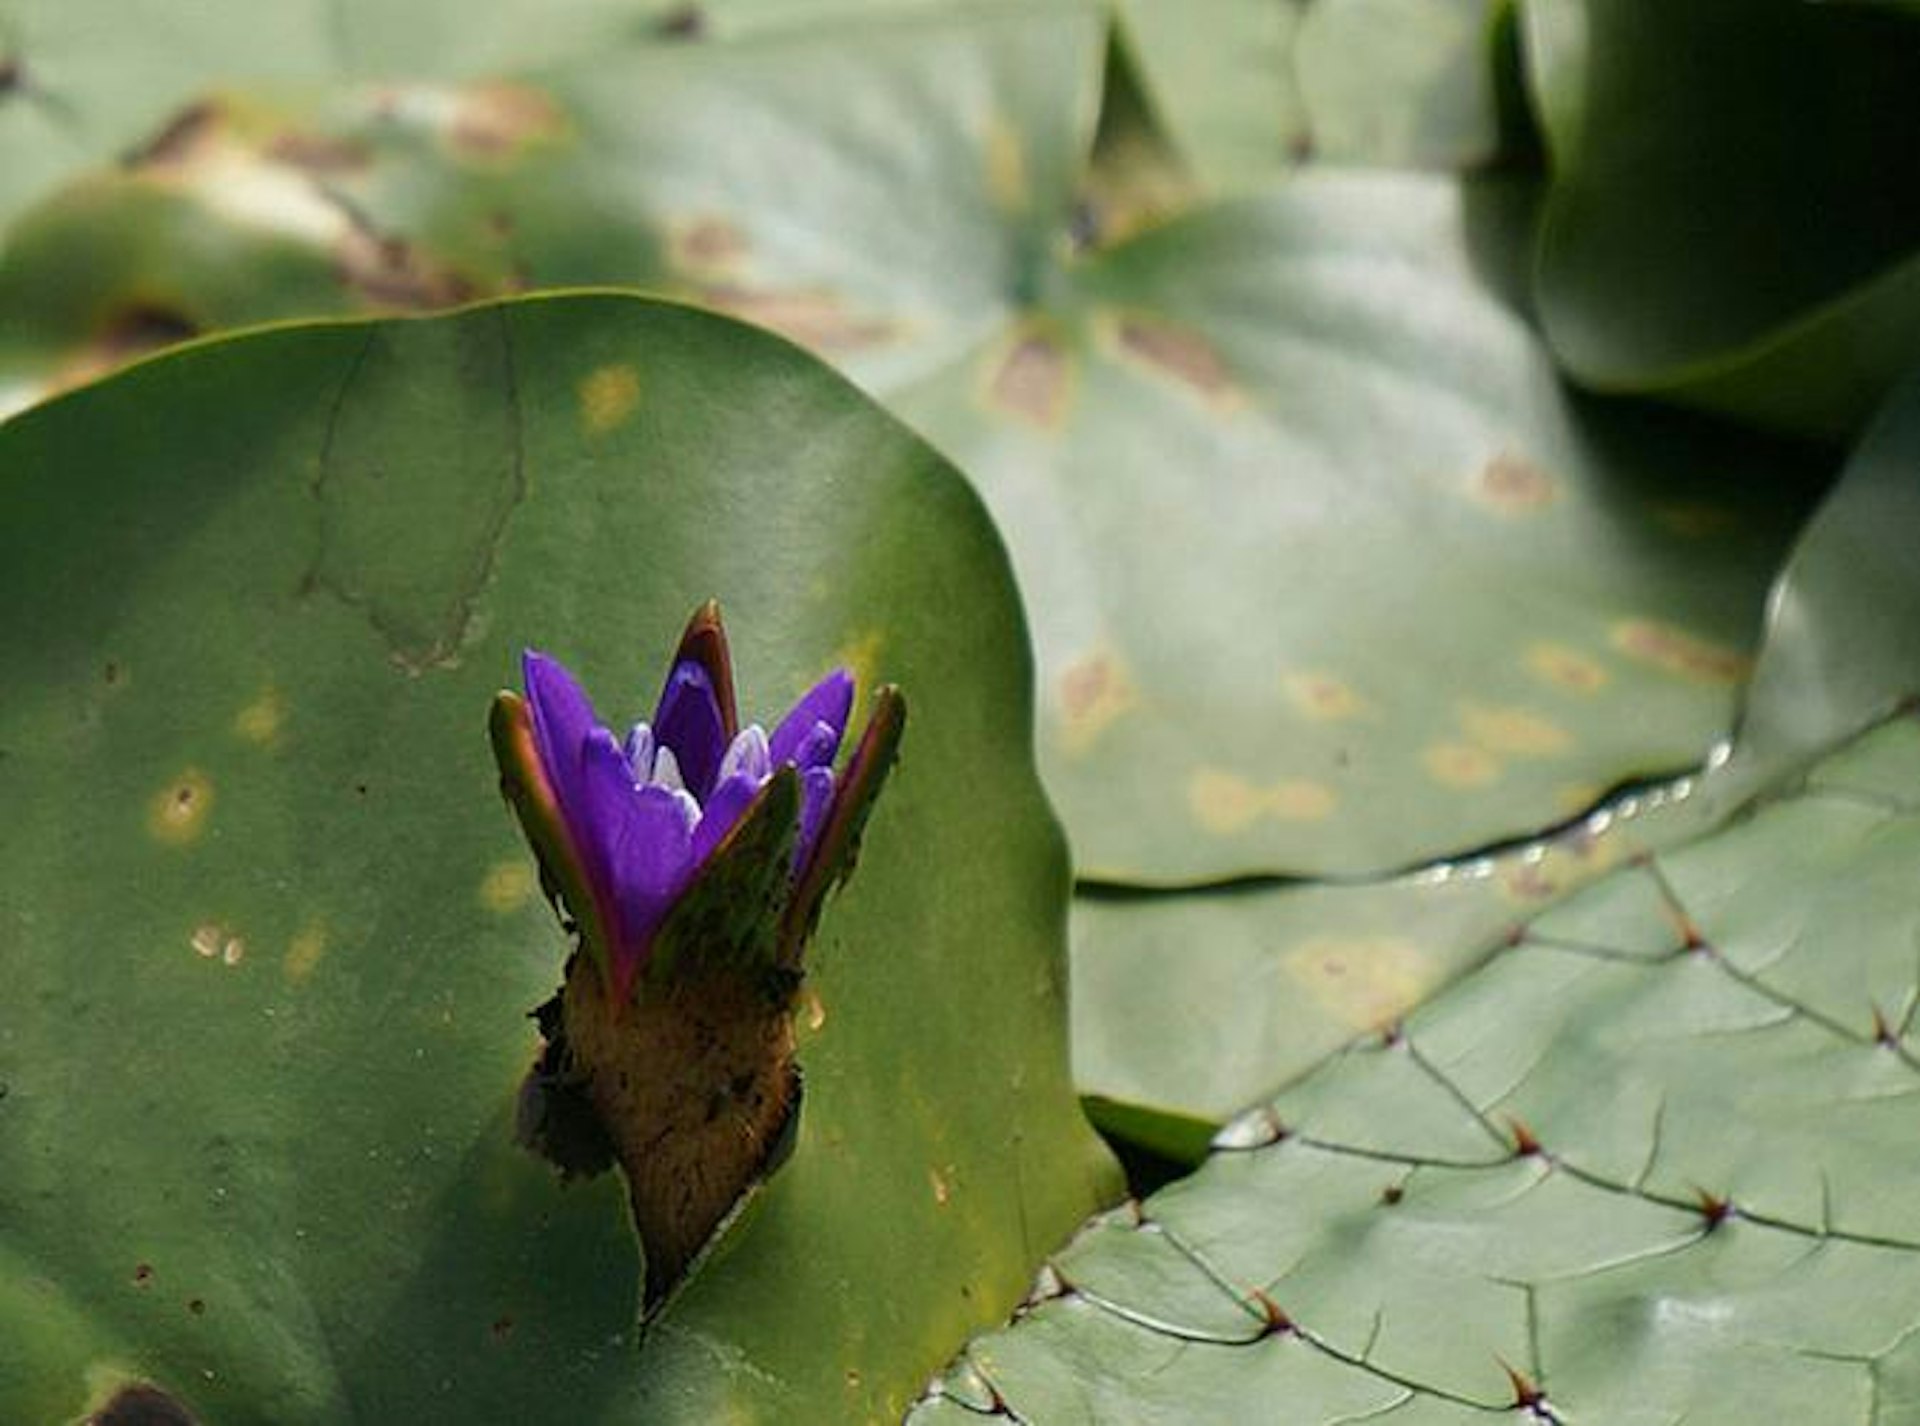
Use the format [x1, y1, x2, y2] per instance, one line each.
[719, 724, 771, 784]
[650, 744, 686, 792]
[624, 722, 656, 783]
[666, 787, 701, 830]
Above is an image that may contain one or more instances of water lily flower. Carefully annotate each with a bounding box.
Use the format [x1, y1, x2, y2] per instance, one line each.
[490, 602, 903, 1004]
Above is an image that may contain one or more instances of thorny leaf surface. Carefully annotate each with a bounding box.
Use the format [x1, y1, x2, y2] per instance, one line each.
[921, 709, 1920, 1423]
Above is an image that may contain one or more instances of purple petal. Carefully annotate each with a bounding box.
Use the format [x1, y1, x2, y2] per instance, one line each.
[794, 765, 836, 873]
[771, 669, 854, 768]
[579, 729, 697, 962]
[652, 660, 728, 802]
[522, 650, 604, 845]
[690, 770, 764, 868]
[789, 720, 840, 772]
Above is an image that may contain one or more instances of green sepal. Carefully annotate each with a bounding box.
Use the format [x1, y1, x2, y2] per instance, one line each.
[488, 689, 615, 988]
[645, 764, 801, 997]
[782, 684, 907, 964]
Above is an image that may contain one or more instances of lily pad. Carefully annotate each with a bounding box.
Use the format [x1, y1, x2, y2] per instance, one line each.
[1525, 0, 1920, 437]
[1070, 364, 1920, 1149]
[922, 701, 1920, 1420]
[918, 369, 1920, 1413]
[0, 294, 1118, 1423]
[0, 10, 1823, 885]
[1109, 0, 1507, 190]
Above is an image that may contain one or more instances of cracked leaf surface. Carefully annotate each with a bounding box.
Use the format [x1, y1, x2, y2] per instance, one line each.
[0, 294, 1118, 1423]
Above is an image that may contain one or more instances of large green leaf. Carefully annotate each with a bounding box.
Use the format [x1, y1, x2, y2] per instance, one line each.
[0, 13, 1821, 883]
[921, 712, 1920, 1421]
[0, 294, 1118, 1423]
[916, 370, 1920, 1418]
[1072, 367, 1920, 1150]
[1525, 0, 1920, 437]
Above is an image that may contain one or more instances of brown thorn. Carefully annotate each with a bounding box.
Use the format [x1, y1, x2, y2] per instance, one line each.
[1872, 1004, 1898, 1047]
[1695, 1188, 1733, 1230]
[1249, 1288, 1294, 1336]
[1502, 1361, 1544, 1409]
[1508, 1117, 1543, 1158]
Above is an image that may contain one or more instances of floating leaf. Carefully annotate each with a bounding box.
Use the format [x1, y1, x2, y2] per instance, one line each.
[1071, 363, 1920, 1148]
[0, 295, 1117, 1423]
[0, 12, 1820, 882]
[927, 704, 1920, 1420]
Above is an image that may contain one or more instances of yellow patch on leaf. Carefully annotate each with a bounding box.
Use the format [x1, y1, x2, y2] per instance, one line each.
[578, 363, 641, 435]
[1285, 935, 1428, 1031]
[1189, 768, 1337, 834]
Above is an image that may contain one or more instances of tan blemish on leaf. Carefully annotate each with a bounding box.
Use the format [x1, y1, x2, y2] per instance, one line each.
[1459, 702, 1570, 758]
[447, 82, 569, 159]
[1611, 619, 1750, 685]
[696, 284, 901, 354]
[233, 688, 284, 745]
[129, 100, 226, 169]
[984, 116, 1028, 211]
[284, 923, 327, 983]
[578, 364, 641, 436]
[1056, 650, 1136, 754]
[930, 1165, 952, 1207]
[980, 324, 1073, 429]
[42, 306, 204, 405]
[220, 935, 246, 967]
[1470, 452, 1558, 514]
[1423, 741, 1501, 788]
[667, 216, 749, 277]
[264, 130, 371, 173]
[1099, 310, 1240, 410]
[334, 221, 476, 309]
[1189, 769, 1337, 834]
[1283, 671, 1369, 722]
[1526, 641, 1609, 695]
[479, 860, 535, 914]
[149, 770, 213, 845]
[1285, 936, 1427, 1031]
[830, 630, 885, 698]
[800, 986, 827, 1034]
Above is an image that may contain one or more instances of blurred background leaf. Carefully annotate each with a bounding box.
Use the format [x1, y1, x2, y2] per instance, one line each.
[915, 373, 1920, 1418]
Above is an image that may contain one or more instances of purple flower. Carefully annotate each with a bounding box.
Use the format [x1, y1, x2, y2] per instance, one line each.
[491, 603, 902, 1004]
